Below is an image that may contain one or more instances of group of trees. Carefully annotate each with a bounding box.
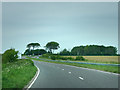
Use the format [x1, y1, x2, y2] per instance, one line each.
[24, 41, 60, 55]
[24, 49, 47, 55]
[24, 41, 117, 56]
[59, 45, 117, 56]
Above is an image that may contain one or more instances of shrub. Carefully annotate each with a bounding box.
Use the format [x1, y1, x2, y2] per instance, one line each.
[52, 55, 60, 59]
[67, 57, 74, 60]
[59, 57, 68, 60]
[2, 49, 19, 63]
[42, 53, 52, 58]
[50, 56, 74, 60]
[51, 55, 56, 60]
[75, 56, 85, 61]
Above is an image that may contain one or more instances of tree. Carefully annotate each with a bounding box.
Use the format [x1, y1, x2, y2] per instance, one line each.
[32, 43, 40, 50]
[24, 49, 32, 55]
[45, 41, 60, 53]
[60, 48, 70, 55]
[27, 43, 32, 51]
[71, 46, 85, 55]
[2, 48, 19, 63]
[27, 43, 40, 50]
[104, 46, 117, 55]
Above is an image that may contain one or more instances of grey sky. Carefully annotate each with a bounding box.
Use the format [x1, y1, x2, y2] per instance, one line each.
[2, 2, 118, 54]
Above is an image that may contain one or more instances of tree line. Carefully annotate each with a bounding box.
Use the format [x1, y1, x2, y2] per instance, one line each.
[24, 41, 117, 56]
[59, 45, 117, 56]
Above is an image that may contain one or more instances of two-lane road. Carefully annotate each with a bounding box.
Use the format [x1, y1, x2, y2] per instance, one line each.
[30, 60, 118, 88]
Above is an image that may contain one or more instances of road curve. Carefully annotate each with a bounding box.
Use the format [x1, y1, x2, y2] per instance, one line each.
[30, 60, 118, 88]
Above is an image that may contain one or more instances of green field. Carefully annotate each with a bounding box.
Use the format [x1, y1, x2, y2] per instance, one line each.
[63, 56, 119, 64]
[2, 59, 37, 88]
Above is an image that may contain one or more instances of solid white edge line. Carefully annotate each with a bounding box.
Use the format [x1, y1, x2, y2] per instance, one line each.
[27, 65, 40, 89]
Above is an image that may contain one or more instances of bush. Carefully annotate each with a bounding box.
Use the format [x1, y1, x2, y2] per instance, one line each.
[42, 53, 52, 58]
[50, 56, 74, 60]
[75, 56, 85, 61]
[67, 57, 74, 60]
[2, 49, 19, 63]
[59, 57, 68, 60]
[51, 55, 56, 60]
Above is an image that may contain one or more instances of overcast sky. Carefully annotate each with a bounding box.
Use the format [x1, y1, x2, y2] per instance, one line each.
[2, 2, 118, 54]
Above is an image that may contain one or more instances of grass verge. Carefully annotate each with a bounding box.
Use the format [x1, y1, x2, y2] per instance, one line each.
[2, 59, 37, 89]
[27, 55, 119, 64]
[31, 58, 119, 74]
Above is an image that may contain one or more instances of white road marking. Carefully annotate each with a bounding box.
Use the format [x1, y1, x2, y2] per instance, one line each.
[62, 69, 64, 70]
[79, 77, 84, 80]
[68, 72, 71, 74]
[63, 64, 119, 76]
[27, 65, 40, 89]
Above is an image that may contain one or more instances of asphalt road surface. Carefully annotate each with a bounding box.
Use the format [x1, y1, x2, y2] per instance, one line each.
[30, 60, 118, 88]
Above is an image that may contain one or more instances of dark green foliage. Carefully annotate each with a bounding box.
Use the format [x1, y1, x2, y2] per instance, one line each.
[71, 45, 117, 56]
[59, 48, 71, 55]
[42, 54, 73, 60]
[67, 57, 74, 60]
[59, 57, 68, 60]
[71, 46, 84, 55]
[45, 54, 61, 60]
[42, 54, 75, 61]
[2, 49, 19, 63]
[27, 43, 40, 50]
[24, 49, 47, 55]
[75, 56, 85, 61]
[32, 49, 47, 55]
[51, 55, 56, 60]
[45, 41, 60, 53]
[24, 49, 32, 55]
[42, 53, 52, 58]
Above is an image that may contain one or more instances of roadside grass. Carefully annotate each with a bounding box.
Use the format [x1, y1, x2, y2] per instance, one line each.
[28, 55, 119, 64]
[31, 58, 119, 74]
[2, 59, 37, 89]
[63, 56, 119, 64]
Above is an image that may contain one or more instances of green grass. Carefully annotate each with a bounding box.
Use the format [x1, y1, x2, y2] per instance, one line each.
[31, 58, 119, 74]
[64, 56, 119, 64]
[2, 59, 37, 89]
[29, 55, 119, 64]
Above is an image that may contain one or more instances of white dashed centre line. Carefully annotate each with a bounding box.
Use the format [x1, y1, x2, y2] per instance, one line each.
[62, 69, 64, 70]
[79, 77, 84, 80]
[68, 72, 71, 74]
